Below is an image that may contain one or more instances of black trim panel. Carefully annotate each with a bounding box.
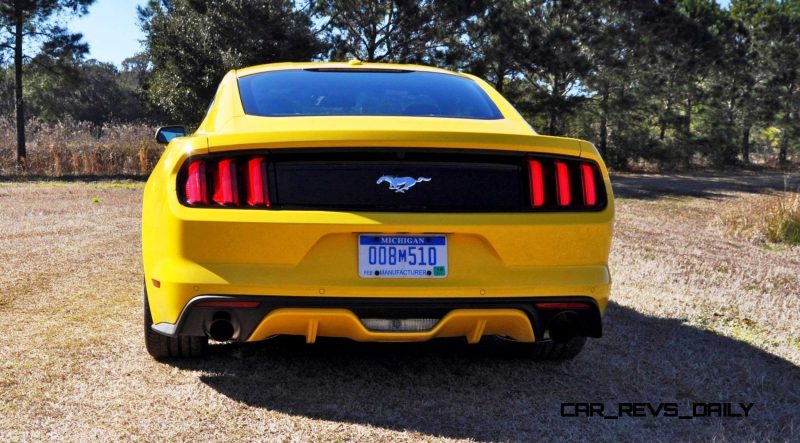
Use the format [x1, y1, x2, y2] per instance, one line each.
[176, 148, 608, 213]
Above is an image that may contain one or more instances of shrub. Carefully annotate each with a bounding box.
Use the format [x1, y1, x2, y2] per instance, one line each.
[764, 193, 800, 245]
[725, 188, 800, 246]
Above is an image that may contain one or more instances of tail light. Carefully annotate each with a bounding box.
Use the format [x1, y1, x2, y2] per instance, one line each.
[526, 157, 603, 210]
[554, 161, 571, 206]
[185, 160, 208, 205]
[212, 159, 239, 205]
[527, 159, 545, 207]
[180, 156, 272, 208]
[580, 164, 597, 206]
[245, 157, 270, 207]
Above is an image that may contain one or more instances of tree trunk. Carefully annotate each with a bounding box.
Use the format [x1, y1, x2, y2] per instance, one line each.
[779, 135, 788, 164]
[659, 94, 671, 141]
[659, 73, 675, 142]
[493, 65, 505, 94]
[779, 83, 795, 165]
[615, 86, 626, 134]
[14, 9, 26, 170]
[684, 97, 692, 139]
[779, 111, 790, 164]
[548, 78, 560, 135]
[599, 83, 609, 158]
[742, 126, 750, 164]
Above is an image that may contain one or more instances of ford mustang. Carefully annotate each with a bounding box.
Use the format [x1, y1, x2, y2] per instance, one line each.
[142, 61, 614, 360]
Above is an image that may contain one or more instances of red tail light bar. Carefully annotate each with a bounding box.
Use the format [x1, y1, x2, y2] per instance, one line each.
[580, 164, 597, 206]
[527, 157, 603, 210]
[554, 161, 571, 206]
[246, 157, 270, 207]
[212, 158, 240, 206]
[528, 159, 545, 207]
[184, 160, 208, 205]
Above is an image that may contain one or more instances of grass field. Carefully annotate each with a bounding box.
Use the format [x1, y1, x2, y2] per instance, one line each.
[0, 172, 798, 442]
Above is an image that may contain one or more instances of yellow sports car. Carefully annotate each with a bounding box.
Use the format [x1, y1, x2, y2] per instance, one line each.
[142, 61, 614, 360]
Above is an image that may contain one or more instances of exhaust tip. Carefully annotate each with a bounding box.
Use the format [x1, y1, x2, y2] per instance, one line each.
[548, 311, 579, 343]
[208, 318, 235, 342]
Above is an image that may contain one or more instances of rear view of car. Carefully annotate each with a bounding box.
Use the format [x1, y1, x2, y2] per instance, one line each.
[142, 62, 614, 360]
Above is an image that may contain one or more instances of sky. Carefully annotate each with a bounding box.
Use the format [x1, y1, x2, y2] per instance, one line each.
[67, 0, 734, 68]
[66, 0, 147, 67]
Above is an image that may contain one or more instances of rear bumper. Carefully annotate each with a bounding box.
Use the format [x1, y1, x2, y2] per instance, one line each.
[142, 208, 614, 327]
[152, 295, 603, 343]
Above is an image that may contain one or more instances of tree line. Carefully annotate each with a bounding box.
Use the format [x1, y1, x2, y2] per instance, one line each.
[3, 0, 799, 170]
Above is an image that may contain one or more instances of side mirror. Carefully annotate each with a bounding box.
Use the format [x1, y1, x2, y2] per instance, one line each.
[155, 126, 187, 144]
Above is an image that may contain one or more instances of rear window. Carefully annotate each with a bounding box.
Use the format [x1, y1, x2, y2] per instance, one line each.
[237, 69, 503, 119]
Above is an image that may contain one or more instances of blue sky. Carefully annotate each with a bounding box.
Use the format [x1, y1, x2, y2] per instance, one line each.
[67, 0, 147, 67]
[68, 0, 733, 68]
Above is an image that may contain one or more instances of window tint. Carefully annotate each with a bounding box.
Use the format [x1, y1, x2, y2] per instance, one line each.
[237, 70, 503, 119]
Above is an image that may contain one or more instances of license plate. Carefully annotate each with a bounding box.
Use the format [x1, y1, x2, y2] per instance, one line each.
[358, 235, 448, 279]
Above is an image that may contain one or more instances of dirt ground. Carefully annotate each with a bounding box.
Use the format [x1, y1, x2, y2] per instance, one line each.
[0, 172, 798, 442]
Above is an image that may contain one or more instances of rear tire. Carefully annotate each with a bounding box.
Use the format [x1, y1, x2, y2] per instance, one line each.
[493, 336, 587, 361]
[144, 286, 207, 359]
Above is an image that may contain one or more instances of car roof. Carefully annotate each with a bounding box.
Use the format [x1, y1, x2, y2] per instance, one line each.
[234, 61, 468, 79]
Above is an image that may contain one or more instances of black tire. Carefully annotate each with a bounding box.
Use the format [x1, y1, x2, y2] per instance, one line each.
[144, 287, 207, 359]
[493, 336, 587, 361]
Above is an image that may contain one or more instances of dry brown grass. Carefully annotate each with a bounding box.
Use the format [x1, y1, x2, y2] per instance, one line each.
[0, 175, 798, 442]
[0, 118, 161, 176]
[724, 190, 800, 245]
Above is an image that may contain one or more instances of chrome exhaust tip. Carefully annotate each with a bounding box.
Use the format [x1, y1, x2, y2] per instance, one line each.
[207, 311, 236, 341]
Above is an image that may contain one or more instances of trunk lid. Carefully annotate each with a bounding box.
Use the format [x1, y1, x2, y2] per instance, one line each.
[203, 116, 583, 157]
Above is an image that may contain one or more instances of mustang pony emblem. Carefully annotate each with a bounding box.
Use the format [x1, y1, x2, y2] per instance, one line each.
[376, 175, 431, 193]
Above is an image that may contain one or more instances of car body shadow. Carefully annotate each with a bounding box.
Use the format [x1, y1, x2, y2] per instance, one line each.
[168, 303, 799, 441]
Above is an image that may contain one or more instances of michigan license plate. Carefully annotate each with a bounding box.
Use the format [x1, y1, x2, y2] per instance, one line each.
[358, 235, 448, 279]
